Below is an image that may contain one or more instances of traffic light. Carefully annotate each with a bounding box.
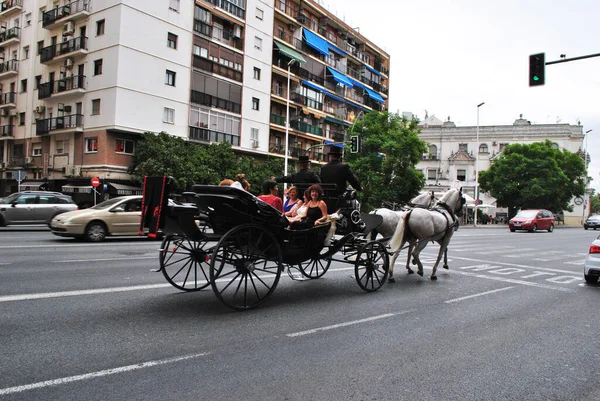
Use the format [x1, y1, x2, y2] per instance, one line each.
[350, 135, 360, 153]
[529, 53, 545, 86]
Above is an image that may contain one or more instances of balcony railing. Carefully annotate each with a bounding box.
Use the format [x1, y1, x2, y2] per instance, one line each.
[40, 36, 87, 63]
[36, 114, 83, 135]
[270, 114, 286, 126]
[192, 55, 242, 82]
[38, 75, 86, 100]
[274, 0, 299, 19]
[0, 59, 18, 75]
[190, 90, 241, 114]
[1, 125, 14, 137]
[0, 0, 22, 15]
[0, 92, 16, 106]
[193, 19, 243, 50]
[42, 0, 90, 28]
[323, 80, 347, 97]
[290, 120, 323, 136]
[0, 27, 20, 44]
[193, 19, 213, 37]
[189, 126, 240, 146]
[269, 142, 304, 158]
[292, 93, 322, 110]
[206, 0, 245, 19]
[297, 67, 324, 86]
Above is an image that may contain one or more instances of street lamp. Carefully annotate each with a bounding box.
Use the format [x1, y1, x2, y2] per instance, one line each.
[583, 129, 593, 222]
[474, 101, 485, 227]
[284, 59, 298, 180]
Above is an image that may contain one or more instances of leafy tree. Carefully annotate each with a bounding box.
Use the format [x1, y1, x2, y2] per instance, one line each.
[235, 156, 284, 196]
[345, 111, 428, 211]
[478, 140, 585, 217]
[590, 192, 600, 215]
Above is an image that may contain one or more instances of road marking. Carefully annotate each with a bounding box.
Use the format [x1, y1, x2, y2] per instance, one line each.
[0, 242, 158, 249]
[452, 270, 575, 292]
[0, 352, 209, 396]
[286, 310, 414, 337]
[52, 256, 156, 263]
[445, 286, 515, 303]
[0, 284, 173, 303]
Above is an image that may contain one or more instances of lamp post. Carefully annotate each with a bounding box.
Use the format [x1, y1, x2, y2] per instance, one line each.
[583, 129, 592, 222]
[474, 101, 485, 227]
[284, 59, 297, 179]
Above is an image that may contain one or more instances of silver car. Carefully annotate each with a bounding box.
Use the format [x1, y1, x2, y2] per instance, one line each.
[584, 234, 600, 284]
[0, 191, 78, 226]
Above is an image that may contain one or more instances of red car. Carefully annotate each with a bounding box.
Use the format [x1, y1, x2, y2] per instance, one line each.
[509, 209, 555, 233]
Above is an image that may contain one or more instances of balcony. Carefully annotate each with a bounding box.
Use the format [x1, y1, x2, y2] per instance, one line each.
[0, 92, 16, 109]
[42, 0, 90, 29]
[0, 26, 20, 47]
[193, 19, 243, 51]
[1, 124, 14, 138]
[38, 75, 86, 100]
[36, 114, 83, 136]
[270, 113, 286, 126]
[206, 0, 245, 19]
[291, 93, 322, 110]
[0, 59, 18, 78]
[0, 0, 22, 17]
[190, 90, 241, 114]
[290, 120, 323, 136]
[269, 141, 304, 158]
[193, 55, 242, 82]
[40, 36, 88, 64]
[189, 126, 240, 146]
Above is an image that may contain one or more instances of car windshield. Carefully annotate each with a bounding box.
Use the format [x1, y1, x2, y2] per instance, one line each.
[515, 210, 538, 218]
[0, 193, 21, 204]
[90, 197, 131, 210]
[588, 215, 600, 221]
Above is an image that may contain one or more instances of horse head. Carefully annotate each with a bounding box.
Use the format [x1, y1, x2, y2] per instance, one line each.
[437, 188, 466, 217]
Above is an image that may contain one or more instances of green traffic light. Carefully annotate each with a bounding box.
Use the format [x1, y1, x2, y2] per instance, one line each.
[533, 76, 539, 81]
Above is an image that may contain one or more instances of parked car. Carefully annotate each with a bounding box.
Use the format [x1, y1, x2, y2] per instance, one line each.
[584, 235, 600, 283]
[584, 215, 600, 230]
[0, 191, 78, 227]
[508, 209, 555, 232]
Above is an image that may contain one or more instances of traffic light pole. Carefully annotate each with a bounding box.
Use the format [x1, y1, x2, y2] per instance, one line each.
[545, 52, 600, 65]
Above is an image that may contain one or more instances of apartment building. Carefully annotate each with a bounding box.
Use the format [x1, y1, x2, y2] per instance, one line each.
[0, 0, 390, 204]
[416, 113, 590, 225]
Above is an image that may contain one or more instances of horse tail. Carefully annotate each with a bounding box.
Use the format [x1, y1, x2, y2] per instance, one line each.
[388, 210, 410, 253]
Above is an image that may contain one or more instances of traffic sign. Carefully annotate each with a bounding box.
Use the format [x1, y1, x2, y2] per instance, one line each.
[91, 177, 100, 188]
[475, 199, 482, 206]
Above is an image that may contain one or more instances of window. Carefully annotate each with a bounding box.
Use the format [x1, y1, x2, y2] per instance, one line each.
[26, 13, 32, 26]
[458, 143, 468, 152]
[94, 59, 103, 75]
[479, 143, 488, 153]
[35, 75, 41, 89]
[20, 79, 27, 93]
[169, 0, 180, 11]
[254, 36, 262, 50]
[32, 144, 42, 156]
[427, 169, 437, 180]
[251, 128, 259, 147]
[551, 142, 559, 150]
[193, 45, 208, 58]
[96, 19, 105, 36]
[85, 137, 98, 153]
[256, 7, 263, 20]
[252, 97, 259, 110]
[428, 144, 437, 158]
[253, 67, 261, 80]
[91, 99, 101, 115]
[163, 107, 175, 123]
[275, 80, 283, 96]
[55, 140, 68, 155]
[457, 169, 466, 181]
[19, 112, 25, 126]
[116, 139, 134, 154]
[37, 40, 44, 55]
[165, 70, 176, 86]
[167, 32, 178, 49]
[23, 46, 30, 60]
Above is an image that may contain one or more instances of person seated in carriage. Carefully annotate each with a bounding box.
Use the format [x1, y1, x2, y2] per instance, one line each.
[257, 180, 284, 212]
[289, 184, 328, 230]
[319, 145, 362, 196]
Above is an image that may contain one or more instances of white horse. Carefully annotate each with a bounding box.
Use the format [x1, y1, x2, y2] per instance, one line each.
[387, 188, 465, 281]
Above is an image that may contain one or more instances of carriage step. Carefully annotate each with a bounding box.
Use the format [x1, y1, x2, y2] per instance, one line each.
[287, 266, 309, 281]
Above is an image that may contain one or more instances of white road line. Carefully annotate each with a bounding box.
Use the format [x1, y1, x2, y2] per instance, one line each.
[0, 352, 209, 396]
[52, 256, 156, 263]
[445, 286, 515, 303]
[0, 284, 173, 303]
[0, 242, 158, 249]
[452, 271, 575, 292]
[286, 310, 414, 337]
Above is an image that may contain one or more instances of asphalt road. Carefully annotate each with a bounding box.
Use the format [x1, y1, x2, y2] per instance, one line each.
[0, 226, 599, 401]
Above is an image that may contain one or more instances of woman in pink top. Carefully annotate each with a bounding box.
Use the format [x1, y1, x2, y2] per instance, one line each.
[257, 180, 283, 212]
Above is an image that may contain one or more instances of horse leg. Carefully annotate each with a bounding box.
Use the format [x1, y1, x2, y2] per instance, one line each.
[430, 245, 448, 280]
[405, 242, 414, 274]
[388, 241, 404, 282]
[442, 248, 449, 270]
[411, 241, 428, 277]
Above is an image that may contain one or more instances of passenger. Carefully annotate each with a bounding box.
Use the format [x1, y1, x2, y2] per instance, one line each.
[219, 178, 234, 186]
[275, 155, 321, 184]
[319, 146, 362, 196]
[289, 184, 328, 230]
[234, 173, 251, 191]
[287, 190, 309, 223]
[283, 186, 301, 217]
[257, 180, 283, 212]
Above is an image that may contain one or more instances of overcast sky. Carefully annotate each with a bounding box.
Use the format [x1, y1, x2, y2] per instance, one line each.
[324, 0, 600, 193]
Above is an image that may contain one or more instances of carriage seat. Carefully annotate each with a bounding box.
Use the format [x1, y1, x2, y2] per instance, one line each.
[293, 183, 355, 214]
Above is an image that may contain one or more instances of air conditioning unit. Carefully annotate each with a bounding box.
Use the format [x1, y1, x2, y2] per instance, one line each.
[35, 106, 45, 113]
[232, 25, 242, 38]
[63, 21, 75, 36]
[73, 166, 81, 176]
[25, 157, 33, 164]
[64, 57, 73, 69]
[252, 140, 259, 149]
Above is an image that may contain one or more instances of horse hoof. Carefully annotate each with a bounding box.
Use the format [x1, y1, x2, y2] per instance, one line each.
[431, 275, 438, 281]
[417, 271, 423, 277]
[407, 269, 414, 275]
[443, 265, 449, 270]
[388, 277, 396, 283]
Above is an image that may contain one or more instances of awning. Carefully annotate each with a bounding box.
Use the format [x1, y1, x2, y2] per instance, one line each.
[62, 185, 92, 194]
[303, 28, 330, 57]
[365, 64, 381, 76]
[21, 182, 47, 190]
[324, 91, 345, 103]
[273, 40, 306, 64]
[346, 100, 368, 111]
[324, 140, 345, 149]
[329, 43, 347, 56]
[110, 183, 142, 195]
[327, 67, 354, 88]
[364, 87, 385, 103]
[325, 116, 346, 125]
[302, 80, 325, 93]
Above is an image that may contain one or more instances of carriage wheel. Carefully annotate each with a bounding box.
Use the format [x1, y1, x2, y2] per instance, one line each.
[297, 256, 332, 279]
[159, 235, 212, 291]
[354, 241, 389, 292]
[210, 224, 283, 310]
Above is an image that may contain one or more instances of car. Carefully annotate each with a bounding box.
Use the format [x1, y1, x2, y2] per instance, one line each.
[584, 215, 600, 230]
[584, 235, 600, 283]
[508, 209, 555, 233]
[0, 191, 78, 227]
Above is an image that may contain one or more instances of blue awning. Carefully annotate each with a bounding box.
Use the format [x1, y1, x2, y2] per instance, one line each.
[349, 76, 366, 90]
[365, 64, 381, 76]
[327, 67, 354, 88]
[325, 140, 345, 148]
[346, 100, 368, 111]
[364, 87, 385, 103]
[324, 91, 345, 103]
[303, 28, 330, 57]
[302, 80, 325, 93]
[329, 43, 347, 56]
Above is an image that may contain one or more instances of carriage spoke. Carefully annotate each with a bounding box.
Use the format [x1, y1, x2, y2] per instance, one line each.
[355, 241, 388, 292]
[160, 236, 212, 292]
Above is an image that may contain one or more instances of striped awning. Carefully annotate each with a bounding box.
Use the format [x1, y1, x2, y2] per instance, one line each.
[20, 182, 47, 190]
[62, 185, 92, 194]
[273, 40, 306, 64]
[110, 183, 142, 195]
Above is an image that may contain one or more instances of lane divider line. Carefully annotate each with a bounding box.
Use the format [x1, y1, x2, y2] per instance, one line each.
[445, 286, 515, 303]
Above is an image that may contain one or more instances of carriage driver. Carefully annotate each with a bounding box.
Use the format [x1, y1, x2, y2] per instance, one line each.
[319, 145, 362, 196]
[274, 155, 321, 184]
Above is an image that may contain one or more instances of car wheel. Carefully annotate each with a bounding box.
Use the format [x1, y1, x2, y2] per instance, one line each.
[86, 222, 107, 242]
[531, 224, 538, 233]
[510, 228, 515, 232]
[548, 224, 554, 233]
[0, 215, 5, 227]
[584, 274, 599, 284]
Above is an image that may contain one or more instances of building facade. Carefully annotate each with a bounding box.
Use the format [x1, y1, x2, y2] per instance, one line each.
[0, 0, 390, 206]
[416, 113, 591, 225]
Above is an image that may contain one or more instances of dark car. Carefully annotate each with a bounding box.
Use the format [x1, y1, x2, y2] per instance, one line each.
[0, 191, 78, 226]
[509, 209, 555, 233]
[584, 215, 600, 230]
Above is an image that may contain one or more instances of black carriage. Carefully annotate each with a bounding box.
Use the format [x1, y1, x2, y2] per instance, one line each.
[141, 177, 389, 310]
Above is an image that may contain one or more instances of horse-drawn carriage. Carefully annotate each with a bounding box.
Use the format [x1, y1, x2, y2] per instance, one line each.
[141, 177, 390, 310]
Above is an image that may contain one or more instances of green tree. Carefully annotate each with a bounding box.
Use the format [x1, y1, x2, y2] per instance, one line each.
[345, 111, 428, 211]
[590, 192, 600, 215]
[235, 156, 284, 195]
[479, 140, 585, 217]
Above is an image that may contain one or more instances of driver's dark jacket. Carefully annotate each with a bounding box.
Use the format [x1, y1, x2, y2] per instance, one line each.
[275, 168, 321, 184]
[319, 160, 362, 195]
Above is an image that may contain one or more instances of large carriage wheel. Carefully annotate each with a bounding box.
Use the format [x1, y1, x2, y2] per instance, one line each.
[297, 255, 332, 279]
[159, 235, 212, 291]
[210, 224, 283, 310]
[354, 241, 389, 292]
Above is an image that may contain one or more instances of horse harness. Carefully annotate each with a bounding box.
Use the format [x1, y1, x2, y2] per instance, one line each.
[403, 201, 459, 246]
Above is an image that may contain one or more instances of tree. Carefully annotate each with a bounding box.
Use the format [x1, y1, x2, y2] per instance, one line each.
[478, 140, 585, 217]
[345, 111, 428, 211]
[590, 191, 600, 215]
